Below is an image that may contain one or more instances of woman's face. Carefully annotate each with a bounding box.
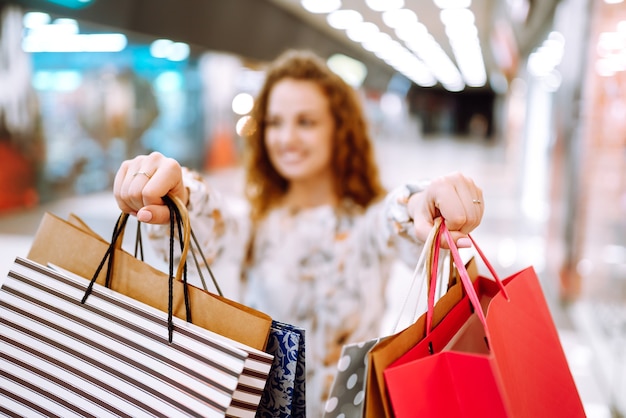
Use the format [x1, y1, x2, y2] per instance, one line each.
[264, 78, 335, 184]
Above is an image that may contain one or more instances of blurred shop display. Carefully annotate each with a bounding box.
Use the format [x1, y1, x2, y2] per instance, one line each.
[199, 53, 245, 172]
[37, 66, 160, 198]
[3, 6, 208, 203]
[0, 5, 45, 213]
[76, 67, 159, 162]
[30, 63, 162, 200]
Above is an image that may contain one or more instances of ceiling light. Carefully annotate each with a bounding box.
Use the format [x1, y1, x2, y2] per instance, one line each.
[236, 115, 253, 137]
[27, 18, 79, 37]
[440, 8, 475, 26]
[150, 39, 190, 61]
[394, 23, 429, 42]
[150, 39, 173, 58]
[327, 53, 368, 87]
[23, 32, 127, 53]
[443, 80, 465, 92]
[542, 70, 562, 92]
[527, 31, 565, 77]
[438, 5, 486, 88]
[23, 12, 50, 29]
[361, 32, 392, 52]
[327, 9, 362, 29]
[365, 0, 404, 12]
[596, 58, 616, 77]
[598, 31, 624, 51]
[382, 9, 417, 29]
[232, 92, 254, 115]
[372, 40, 405, 60]
[22, 18, 128, 53]
[346, 21, 380, 43]
[301, 0, 341, 14]
[445, 24, 478, 38]
[168, 42, 190, 61]
[434, 0, 471, 8]
[318, 0, 473, 91]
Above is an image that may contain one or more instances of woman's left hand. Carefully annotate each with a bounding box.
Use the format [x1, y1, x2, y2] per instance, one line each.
[407, 172, 484, 248]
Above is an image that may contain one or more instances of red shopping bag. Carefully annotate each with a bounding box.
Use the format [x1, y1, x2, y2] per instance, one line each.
[383, 223, 586, 418]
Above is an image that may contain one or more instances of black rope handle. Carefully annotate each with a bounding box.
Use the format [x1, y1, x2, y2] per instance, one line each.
[163, 195, 193, 324]
[104, 213, 129, 289]
[166, 198, 176, 342]
[189, 228, 223, 297]
[81, 195, 193, 343]
[162, 194, 224, 297]
[82, 212, 129, 303]
[134, 220, 144, 261]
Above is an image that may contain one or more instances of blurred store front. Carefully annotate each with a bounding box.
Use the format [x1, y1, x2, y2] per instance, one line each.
[558, 0, 626, 413]
[0, 5, 216, 206]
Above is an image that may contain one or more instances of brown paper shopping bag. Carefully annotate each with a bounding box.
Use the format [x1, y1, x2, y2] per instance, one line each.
[364, 256, 478, 418]
[27, 210, 272, 351]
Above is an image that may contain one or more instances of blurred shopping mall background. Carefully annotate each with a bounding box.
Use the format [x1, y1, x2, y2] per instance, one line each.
[0, 0, 625, 416]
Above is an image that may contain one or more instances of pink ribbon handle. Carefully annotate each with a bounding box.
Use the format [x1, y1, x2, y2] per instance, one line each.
[426, 220, 510, 338]
[425, 223, 443, 335]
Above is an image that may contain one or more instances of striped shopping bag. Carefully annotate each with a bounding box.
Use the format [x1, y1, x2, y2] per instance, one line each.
[0, 257, 248, 417]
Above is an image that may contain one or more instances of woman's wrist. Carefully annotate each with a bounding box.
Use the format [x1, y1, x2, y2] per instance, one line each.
[405, 184, 425, 221]
[181, 168, 208, 214]
[386, 183, 428, 241]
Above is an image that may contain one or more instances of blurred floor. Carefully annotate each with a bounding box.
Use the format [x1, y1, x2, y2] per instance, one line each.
[0, 133, 620, 417]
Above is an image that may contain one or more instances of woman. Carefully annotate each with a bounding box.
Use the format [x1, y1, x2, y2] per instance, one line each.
[114, 49, 484, 415]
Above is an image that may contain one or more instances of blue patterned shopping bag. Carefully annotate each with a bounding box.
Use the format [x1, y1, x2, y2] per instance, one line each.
[255, 320, 306, 418]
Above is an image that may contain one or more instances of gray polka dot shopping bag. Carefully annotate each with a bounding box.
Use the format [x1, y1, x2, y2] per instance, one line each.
[323, 337, 386, 417]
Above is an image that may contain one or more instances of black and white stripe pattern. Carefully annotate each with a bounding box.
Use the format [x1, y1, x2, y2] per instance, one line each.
[0, 257, 249, 417]
[50, 264, 276, 418]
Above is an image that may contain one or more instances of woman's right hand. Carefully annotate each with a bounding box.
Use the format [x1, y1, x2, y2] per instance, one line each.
[113, 152, 188, 224]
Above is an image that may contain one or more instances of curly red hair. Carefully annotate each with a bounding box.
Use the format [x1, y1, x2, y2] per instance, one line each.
[243, 49, 386, 221]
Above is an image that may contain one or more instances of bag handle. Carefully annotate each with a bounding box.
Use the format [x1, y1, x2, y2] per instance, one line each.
[81, 193, 196, 342]
[392, 217, 445, 333]
[425, 219, 509, 337]
[131, 199, 224, 297]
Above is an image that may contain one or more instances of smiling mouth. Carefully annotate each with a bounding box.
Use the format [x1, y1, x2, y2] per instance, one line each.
[279, 151, 306, 164]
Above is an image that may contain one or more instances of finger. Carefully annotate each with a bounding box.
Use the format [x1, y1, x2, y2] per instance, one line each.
[141, 157, 186, 208]
[114, 158, 142, 214]
[438, 231, 472, 250]
[439, 173, 482, 235]
[411, 173, 484, 247]
[137, 205, 172, 224]
[461, 174, 484, 225]
[118, 156, 157, 213]
[113, 153, 181, 223]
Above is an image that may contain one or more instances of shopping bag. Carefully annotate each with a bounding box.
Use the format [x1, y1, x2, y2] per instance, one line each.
[27, 208, 272, 351]
[323, 336, 385, 417]
[383, 222, 586, 418]
[255, 320, 306, 418]
[0, 256, 247, 417]
[223, 337, 274, 418]
[364, 250, 479, 417]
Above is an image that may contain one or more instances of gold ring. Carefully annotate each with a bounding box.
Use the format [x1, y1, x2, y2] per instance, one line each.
[133, 171, 152, 179]
[472, 199, 481, 204]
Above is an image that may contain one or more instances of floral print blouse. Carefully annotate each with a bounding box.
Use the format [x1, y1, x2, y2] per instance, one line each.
[146, 169, 425, 416]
